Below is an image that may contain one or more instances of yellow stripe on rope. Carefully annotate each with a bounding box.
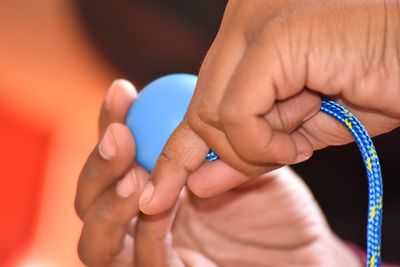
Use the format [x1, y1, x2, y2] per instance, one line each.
[370, 146, 377, 158]
[344, 118, 352, 129]
[370, 255, 376, 267]
[367, 157, 373, 171]
[370, 206, 377, 220]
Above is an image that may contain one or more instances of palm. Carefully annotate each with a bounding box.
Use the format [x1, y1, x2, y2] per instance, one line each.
[173, 167, 334, 266]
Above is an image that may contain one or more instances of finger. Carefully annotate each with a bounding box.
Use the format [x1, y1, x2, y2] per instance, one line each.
[191, 13, 247, 130]
[186, 158, 279, 198]
[186, 128, 313, 199]
[264, 90, 321, 133]
[135, 201, 183, 267]
[99, 79, 137, 138]
[219, 22, 309, 165]
[298, 98, 397, 151]
[290, 130, 314, 163]
[138, 122, 209, 215]
[78, 166, 149, 267]
[75, 123, 136, 219]
[298, 110, 354, 150]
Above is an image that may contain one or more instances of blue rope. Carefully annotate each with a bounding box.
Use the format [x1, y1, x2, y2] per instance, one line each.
[205, 99, 383, 267]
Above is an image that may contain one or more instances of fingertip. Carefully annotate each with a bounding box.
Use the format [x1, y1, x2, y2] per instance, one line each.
[268, 131, 299, 165]
[105, 79, 137, 111]
[237, 130, 297, 165]
[138, 157, 189, 215]
[138, 180, 184, 215]
[291, 130, 314, 164]
[99, 79, 138, 136]
[139, 121, 209, 214]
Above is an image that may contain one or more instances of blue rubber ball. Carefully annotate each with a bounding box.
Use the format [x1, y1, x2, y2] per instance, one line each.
[126, 73, 197, 172]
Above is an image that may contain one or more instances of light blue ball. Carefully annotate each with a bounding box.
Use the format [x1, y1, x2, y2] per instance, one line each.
[126, 73, 197, 172]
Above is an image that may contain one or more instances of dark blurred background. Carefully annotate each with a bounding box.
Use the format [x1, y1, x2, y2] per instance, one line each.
[0, 1, 398, 266]
[75, 0, 400, 262]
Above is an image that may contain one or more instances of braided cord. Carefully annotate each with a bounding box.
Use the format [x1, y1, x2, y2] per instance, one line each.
[205, 99, 383, 267]
[320, 99, 383, 267]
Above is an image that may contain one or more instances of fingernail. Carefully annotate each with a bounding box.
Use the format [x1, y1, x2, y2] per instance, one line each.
[98, 125, 118, 160]
[139, 182, 154, 206]
[116, 169, 137, 198]
[293, 152, 311, 164]
[105, 79, 136, 110]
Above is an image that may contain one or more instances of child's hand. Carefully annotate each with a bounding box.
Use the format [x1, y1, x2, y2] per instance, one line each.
[140, 0, 400, 215]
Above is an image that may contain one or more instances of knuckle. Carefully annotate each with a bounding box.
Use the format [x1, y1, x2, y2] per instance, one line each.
[157, 148, 194, 176]
[77, 236, 94, 267]
[186, 114, 202, 136]
[93, 196, 114, 223]
[249, 15, 286, 42]
[74, 175, 92, 220]
[77, 238, 107, 267]
[157, 149, 174, 167]
[270, 11, 291, 26]
[219, 103, 242, 127]
[196, 98, 220, 126]
[74, 198, 86, 221]
[239, 150, 259, 163]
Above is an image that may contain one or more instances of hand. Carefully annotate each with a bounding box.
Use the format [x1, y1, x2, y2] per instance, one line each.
[74, 80, 217, 266]
[175, 167, 362, 267]
[139, 0, 400, 215]
[74, 80, 361, 267]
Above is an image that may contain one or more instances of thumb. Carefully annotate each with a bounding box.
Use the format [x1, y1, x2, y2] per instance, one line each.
[134, 200, 180, 267]
[264, 90, 321, 133]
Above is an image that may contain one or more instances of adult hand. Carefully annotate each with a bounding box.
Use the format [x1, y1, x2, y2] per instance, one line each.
[174, 167, 362, 267]
[75, 80, 361, 267]
[140, 0, 400, 215]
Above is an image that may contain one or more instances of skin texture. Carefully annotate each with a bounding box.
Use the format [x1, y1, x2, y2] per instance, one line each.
[74, 81, 362, 267]
[139, 0, 400, 216]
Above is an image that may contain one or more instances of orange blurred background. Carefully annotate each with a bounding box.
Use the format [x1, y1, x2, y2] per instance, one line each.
[0, 1, 114, 266]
